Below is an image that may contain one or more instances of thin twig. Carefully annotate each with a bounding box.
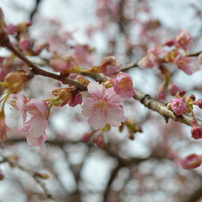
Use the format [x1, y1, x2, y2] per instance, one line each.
[0, 154, 60, 202]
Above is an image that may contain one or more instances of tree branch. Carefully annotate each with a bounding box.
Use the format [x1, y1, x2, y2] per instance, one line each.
[0, 154, 61, 202]
[133, 88, 201, 127]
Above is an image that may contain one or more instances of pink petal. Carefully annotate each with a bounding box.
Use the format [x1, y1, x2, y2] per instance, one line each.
[29, 114, 48, 137]
[106, 104, 126, 127]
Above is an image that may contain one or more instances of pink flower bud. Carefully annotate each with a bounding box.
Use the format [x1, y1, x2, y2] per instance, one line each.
[181, 153, 202, 169]
[68, 93, 82, 107]
[170, 97, 187, 115]
[168, 82, 179, 96]
[98, 56, 122, 77]
[93, 135, 105, 148]
[163, 39, 176, 47]
[193, 99, 202, 109]
[176, 90, 186, 97]
[191, 117, 202, 139]
[19, 36, 30, 50]
[113, 72, 135, 99]
[82, 132, 93, 142]
[6, 24, 17, 35]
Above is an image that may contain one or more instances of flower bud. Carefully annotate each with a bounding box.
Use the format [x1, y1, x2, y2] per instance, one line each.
[168, 82, 179, 96]
[170, 97, 187, 115]
[4, 72, 24, 93]
[76, 75, 90, 85]
[193, 99, 202, 109]
[82, 132, 93, 142]
[98, 56, 122, 77]
[6, 24, 17, 35]
[93, 135, 105, 148]
[19, 35, 30, 50]
[181, 153, 202, 169]
[113, 72, 135, 99]
[58, 88, 72, 102]
[191, 117, 202, 140]
[68, 93, 82, 107]
[176, 90, 186, 97]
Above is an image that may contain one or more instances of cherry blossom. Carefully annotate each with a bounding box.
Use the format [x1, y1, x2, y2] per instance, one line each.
[175, 29, 194, 51]
[113, 72, 135, 99]
[174, 49, 200, 75]
[81, 81, 126, 130]
[169, 97, 187, 115]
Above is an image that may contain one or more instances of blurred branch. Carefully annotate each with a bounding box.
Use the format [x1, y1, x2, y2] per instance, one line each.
[0, 154, 60, 202]
[30, 0, 42, 21]
[180, 184, 202, 202]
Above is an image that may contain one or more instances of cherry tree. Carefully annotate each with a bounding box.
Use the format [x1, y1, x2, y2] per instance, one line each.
[0, 0, 202, 201]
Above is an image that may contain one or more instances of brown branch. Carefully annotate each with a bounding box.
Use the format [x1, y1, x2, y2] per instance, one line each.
[30, 0, 42, 21]
[133, 88, 202, 127]
[4, 42, 87, 91]
[0, 153, 61, 202]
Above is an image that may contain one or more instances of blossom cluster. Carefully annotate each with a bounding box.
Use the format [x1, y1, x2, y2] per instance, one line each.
[138, 30, 200, 75]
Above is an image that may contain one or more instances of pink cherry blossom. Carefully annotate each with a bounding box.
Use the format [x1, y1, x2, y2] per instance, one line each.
[113, 72, 135, 99]
[174, 50, 200, 75]
[170, 97, 187, 115]
[138, 46, 163, 68]
[81, 81, 126, 130]
[8, 94, 49, 149]
[175, 29, 194, 51]
[19, 120, 47, 151]
[137, 55, 154, 68]
[181, 153, 202, 170]
[49, 56, 77, 74]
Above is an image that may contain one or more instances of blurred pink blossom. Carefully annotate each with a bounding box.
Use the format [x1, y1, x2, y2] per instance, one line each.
[175, 29, 194, 51]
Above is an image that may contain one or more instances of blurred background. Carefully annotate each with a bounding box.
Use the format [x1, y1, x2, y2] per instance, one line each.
[0, 0, 202, 201]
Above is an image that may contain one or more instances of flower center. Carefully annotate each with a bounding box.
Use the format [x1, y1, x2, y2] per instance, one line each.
[118, 78, 133, 91]
[92, 99, 107, 116]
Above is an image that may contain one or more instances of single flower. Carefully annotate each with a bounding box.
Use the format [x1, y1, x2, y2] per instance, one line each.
[81, 81, 126, 129]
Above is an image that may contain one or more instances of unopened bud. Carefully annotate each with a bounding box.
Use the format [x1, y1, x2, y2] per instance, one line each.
[35, 172, 49, 179]
[76, 75, 90, 85]
[93, 135, 105, 148]
[98, 56, 122, 77]
[176, 90, 186, 97]
[193, 99, 202, 109]
[181, 153, 202, 169]
[4, 72, 23, 93]
[58, 88, 72, 102]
